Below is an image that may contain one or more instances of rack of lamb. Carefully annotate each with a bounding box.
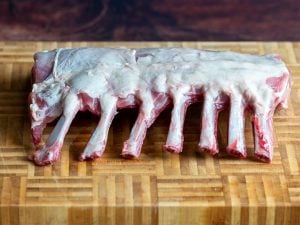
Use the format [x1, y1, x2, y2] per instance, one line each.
[29, 48, 291, 166]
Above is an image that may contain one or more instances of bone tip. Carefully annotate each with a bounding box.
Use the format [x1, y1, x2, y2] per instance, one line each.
[30, 145, 61, 166]
[226, 148, 247, 159]
[34, 161, 53, 166]
[121, 151, 139, 159]
[29, 153, 54, 166]
[122, 141, 142, 159]
[254, 152, 272, 163]
[163, 144, 182, 154]
[198, 144, 218, 155]
[79, 151, 102, 161]
[33, 155, 56, 166]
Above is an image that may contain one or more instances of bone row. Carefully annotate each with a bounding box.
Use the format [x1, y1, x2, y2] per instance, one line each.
[74, 90, 274, 162]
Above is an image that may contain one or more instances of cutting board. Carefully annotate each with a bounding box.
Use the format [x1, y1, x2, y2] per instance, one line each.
[0, 42, 299, 225]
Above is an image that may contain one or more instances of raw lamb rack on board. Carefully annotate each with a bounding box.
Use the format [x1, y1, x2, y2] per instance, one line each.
[28, 47, 291, 166]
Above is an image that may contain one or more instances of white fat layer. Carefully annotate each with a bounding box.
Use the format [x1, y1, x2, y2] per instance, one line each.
[31, 47, 289, 123]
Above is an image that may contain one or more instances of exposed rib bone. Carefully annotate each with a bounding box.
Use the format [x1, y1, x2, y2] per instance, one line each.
[30, 92, 80, 165]
[198, 91, 220, 155]
[122, 93, 170, 158]
[252, 110, 274, 162]
[80, 96, 117, 160]
[227, 94, 246, 158]
[164, 90, 189, 153]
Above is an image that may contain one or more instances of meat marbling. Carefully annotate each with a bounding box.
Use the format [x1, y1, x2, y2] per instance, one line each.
[28, 47, 291, 166]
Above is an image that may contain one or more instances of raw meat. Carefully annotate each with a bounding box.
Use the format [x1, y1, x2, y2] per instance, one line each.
[28, 47, 291, 166]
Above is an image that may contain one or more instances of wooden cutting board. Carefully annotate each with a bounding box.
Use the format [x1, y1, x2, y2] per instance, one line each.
[0, 42, 299, 225]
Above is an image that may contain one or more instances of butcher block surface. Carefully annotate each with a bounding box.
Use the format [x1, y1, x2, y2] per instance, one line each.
[0, 42, 299, 225]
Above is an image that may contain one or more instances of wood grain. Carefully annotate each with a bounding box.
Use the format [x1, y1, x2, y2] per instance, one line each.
[0, 0, 300, 41]
[0, 42, 300, 225]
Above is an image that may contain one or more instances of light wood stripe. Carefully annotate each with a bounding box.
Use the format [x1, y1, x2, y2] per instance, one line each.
[288, 176, 300, 204]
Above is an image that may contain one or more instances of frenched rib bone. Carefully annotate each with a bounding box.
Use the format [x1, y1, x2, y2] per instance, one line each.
[29, 48, 291, 166]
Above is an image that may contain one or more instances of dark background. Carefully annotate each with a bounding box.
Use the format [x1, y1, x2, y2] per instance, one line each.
[0, 0, 299, 41]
